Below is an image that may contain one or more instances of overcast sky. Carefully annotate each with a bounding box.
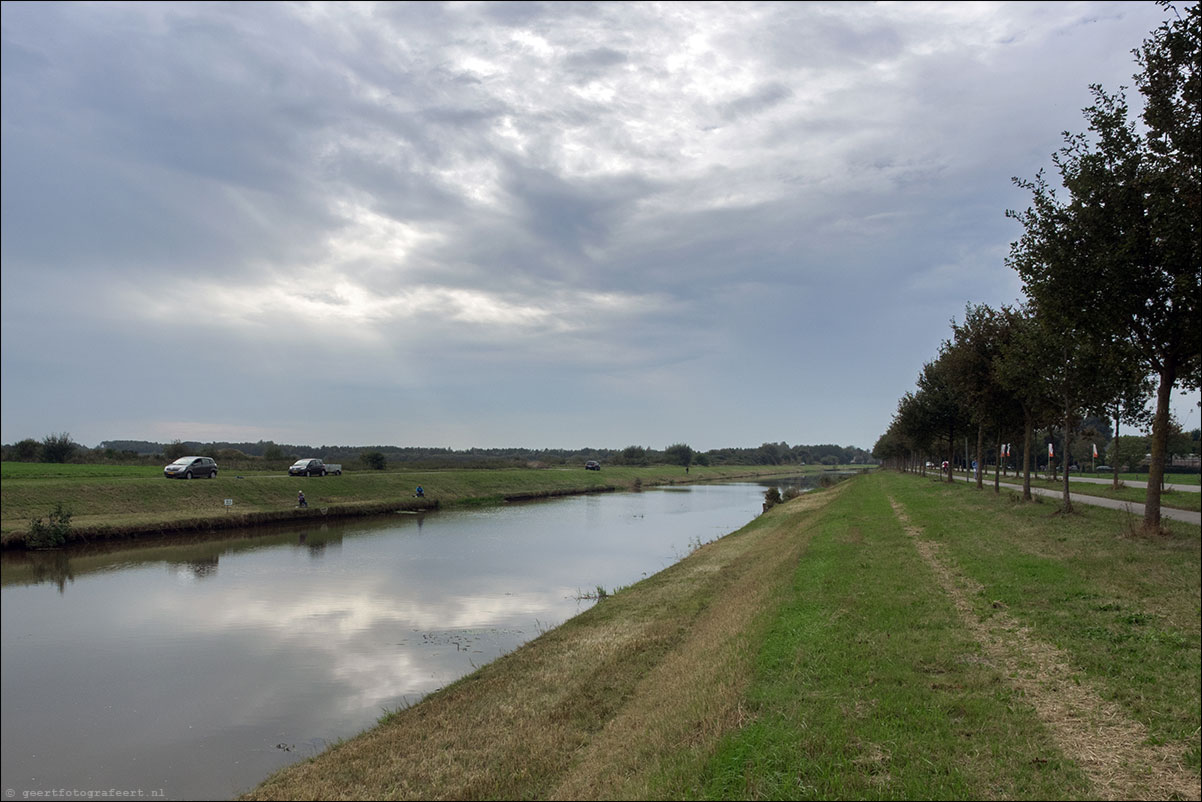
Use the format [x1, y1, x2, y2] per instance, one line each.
[2, 1, 1195, 452]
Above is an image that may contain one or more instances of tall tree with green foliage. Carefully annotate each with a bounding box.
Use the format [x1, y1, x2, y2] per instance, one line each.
[878, 390, 940, 475]
[13, 438, 40, 461]
[361, 451, 387, 470]
[619, 445, 648, 466]
[1110, 435, 1151, 472]
[945, 304, 1023, 491]
[992, 307, 1058, 501]
[664, 443, 695, 470]
[1099, 369, 1154, 490]
[916, 352, 971, 483]
[1007, 3, 1200, 527]
[41, 432, 76, 464]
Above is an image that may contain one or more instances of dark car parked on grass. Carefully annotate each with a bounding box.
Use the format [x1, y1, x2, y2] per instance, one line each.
[164, 456, 218, 479]
[585, 460, 601, 471]
[289, 458, 342, 477]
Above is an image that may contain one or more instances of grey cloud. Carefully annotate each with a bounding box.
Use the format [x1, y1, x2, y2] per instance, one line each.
[1, 5, 343, 277]
[728, 4, 907, 71]
[716, 81, 794, 121]
[562, 46, 629, 79]
[479, 1, 558, 27]
[497, 161, 648, 261]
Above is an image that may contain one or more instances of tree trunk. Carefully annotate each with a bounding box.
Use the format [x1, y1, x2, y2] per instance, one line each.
[1144, 363, 1176, 532]
[1113, 412, 1121, 491]
[975, 423, 985, 490]
[946, 426, 956, 483]
[1050, 427, 1058, 482]
[993, 429, 1001, 493]
[1022, 410, 1033, 501]
[1061, 397, 1073, 514]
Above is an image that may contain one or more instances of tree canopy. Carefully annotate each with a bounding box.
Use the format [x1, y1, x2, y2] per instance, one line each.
[1006, 2, 1200, 526]
[879, 4, 1199, 530]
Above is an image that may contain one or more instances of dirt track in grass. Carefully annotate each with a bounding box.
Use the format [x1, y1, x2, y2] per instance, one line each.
[889, 496, 1201, 801]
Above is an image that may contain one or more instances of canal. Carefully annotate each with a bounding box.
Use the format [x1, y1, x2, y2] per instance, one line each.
[1, 478, 808, 800]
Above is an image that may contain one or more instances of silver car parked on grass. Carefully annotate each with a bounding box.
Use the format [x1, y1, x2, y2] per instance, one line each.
[164, 456, 218, 479]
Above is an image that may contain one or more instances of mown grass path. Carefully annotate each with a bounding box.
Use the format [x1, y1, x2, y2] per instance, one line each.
[889, 497, 1198, 800]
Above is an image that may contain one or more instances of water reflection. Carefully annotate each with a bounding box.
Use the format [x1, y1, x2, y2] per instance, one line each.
[2, 523, 359, 591]
[0, 480, 812, 801]
[181, 554, 220, 579]
[296, 527, 343, 559]
[15, 549, 77, 593]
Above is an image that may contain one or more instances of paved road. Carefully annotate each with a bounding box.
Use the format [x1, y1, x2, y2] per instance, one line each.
[1061, 475, 1199, 493]
[991, 480, 1201, 526]
[958, 470, 1199, 493]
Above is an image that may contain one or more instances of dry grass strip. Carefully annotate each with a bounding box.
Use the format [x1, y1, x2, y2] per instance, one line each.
[889, 497, 1200, 802]
[549, 490, 837, 799]
[245, 488, 840, 801]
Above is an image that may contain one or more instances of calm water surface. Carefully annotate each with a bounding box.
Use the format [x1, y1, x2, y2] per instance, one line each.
[1, 480, 808, 801]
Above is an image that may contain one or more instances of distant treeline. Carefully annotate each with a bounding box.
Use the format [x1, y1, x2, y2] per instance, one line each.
[2, 435, 875, 469]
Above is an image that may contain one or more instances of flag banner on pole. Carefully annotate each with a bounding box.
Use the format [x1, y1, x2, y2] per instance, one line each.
[1048, 443, 1054, 457]
[1093, 443, 1098, 458]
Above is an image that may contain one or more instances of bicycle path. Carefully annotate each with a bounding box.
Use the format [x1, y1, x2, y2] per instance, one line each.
[993, 480, 1201, 526]
[958, 470, 1199, 493]
[1062, 475, 1199, 493]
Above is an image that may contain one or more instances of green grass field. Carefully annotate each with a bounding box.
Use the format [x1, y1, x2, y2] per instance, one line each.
[1, 462, 169, 480]
[0, 462, 829, 544]
[244, 470, 1199, 800]
[694, 472, 1199, 799]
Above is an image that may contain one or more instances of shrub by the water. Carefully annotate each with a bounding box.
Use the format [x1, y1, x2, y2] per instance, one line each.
[763, 486, 782, 509]
[28, 502, 72, 548]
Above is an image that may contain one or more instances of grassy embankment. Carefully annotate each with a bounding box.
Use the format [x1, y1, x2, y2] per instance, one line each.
[244, 470, 1200, 801]
[0, 463, 812, 546]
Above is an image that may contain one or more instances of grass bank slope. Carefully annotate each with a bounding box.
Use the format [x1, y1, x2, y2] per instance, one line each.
[244, 472, 1199, 800]
[0, 464, 802, 546]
